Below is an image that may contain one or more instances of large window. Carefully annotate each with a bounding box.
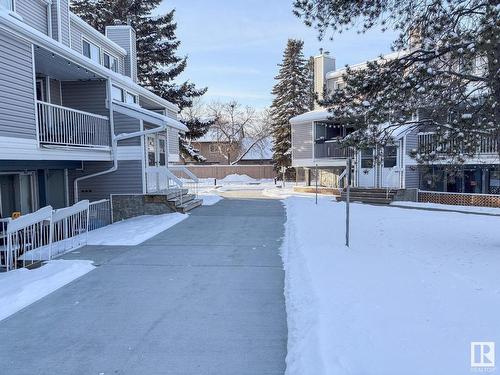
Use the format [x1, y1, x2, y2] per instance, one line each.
[103, 52, 118, 73]
[82, 39, 101, 64]
[0, 0, 14, 11]
[315, 122, 344, 142]
[112, 86, 124, 102]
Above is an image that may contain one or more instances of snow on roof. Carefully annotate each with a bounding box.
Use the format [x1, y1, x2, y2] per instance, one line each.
[241, 137, 273, 160]
[290, 109, 331, 124]
[195, 129, 223, 143]
[326, 50, 407, 80]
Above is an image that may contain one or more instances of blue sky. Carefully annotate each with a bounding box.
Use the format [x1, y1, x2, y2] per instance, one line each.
[158, 0, 397, 109]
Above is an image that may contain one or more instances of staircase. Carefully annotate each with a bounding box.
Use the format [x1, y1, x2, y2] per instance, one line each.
[336, 188, 398, 205]
[165, 188, 203, 213]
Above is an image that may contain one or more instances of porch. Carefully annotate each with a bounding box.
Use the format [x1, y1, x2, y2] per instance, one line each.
[34, 45, 111, 149]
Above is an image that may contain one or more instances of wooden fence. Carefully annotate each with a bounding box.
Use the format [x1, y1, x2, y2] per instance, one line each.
[185, 165, 277, 180]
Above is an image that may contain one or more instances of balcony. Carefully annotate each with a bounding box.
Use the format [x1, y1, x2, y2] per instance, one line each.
[418, 132, 498, 157]
[37, 101, 111, 148]
[314, 140, 355, 159]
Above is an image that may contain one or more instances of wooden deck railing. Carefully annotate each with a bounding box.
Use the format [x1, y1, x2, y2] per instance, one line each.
[418, 132, 498, 156]
[37, 101, 111, 148]
[314, 141, 355, 159]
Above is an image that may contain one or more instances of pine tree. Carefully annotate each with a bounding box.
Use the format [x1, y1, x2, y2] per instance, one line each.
[71, 0, 210, 159]
[270, 39, 312, 174]
[294, 0, 500, 162]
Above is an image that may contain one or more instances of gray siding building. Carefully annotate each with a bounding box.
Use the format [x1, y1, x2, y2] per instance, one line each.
[0, 1, 188, 217]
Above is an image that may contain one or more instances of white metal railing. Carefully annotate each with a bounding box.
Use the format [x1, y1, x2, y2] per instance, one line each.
[89, 199, 112, 231]
[37, 101, 110, 148]
[1, 206, 53, 271]
[0, 218, 12, 270]
[146, 168, 188, 205]
[50, 200, 89, 258]
[418, 132, 498, 156]
[0, 201, 102, 272]
[169, 165, 200, 198]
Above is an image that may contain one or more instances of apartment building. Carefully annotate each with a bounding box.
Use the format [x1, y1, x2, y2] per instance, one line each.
[0, 0, 194, 218]
[291, 51, 499, 196]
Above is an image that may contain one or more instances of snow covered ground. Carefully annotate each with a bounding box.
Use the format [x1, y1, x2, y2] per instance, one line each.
[391, 201, 500, 215]
[0, 260, 95, 321]
[282, 196, 500, 375]
[87, 213, 187, 246]
[200, 194, 223, 206]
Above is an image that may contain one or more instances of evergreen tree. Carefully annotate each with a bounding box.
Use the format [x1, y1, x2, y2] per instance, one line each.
[71, 0, 210, 159]
[294, 0, 500, 162]
[270, 39, 312, 174]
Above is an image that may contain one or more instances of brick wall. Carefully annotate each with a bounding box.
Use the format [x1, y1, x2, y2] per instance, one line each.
[418, 191, 500, 208]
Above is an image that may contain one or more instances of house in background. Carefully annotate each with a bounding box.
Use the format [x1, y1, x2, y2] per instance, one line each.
[291, 51, 499, 200]
[0, 0, 200, 219]
[188, 129, 273, 165]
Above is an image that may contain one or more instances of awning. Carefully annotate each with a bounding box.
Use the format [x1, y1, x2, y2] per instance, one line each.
[112, 101, 188, 132]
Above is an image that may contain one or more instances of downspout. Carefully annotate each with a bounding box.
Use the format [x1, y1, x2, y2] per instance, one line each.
[74, 125, 168, 203]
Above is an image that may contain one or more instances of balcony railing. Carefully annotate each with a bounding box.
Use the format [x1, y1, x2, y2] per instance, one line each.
[37, 101, 110, 148]
[418, 132, 498, 156]
[314, 140, 355, 159]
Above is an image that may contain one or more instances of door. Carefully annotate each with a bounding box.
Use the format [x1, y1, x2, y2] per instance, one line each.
[358, 148, 376, 187]
[380, 145, 401, 188]
[145, 134, 168, 193]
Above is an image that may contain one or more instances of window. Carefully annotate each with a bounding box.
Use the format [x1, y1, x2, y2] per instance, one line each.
[111, 86, 123, 102]
[383, 146, 398, 168]
[125, 92, 137, 104]
[82, 39, 101, 64]
[35, 79, 45, 101]
[361, 148, 374, 169]
[209, 144, 218, 153]
[103, 52, 118, 73]
[158, 138, 166, 166]
[147, 136, 156, 167]
[0, 0, 14, 11]
[111, 85, 137, 104]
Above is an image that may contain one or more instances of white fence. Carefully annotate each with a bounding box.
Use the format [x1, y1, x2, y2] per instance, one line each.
[89, 199, 112, 231]
[37, 101, 110, 148]
[0, 199, 113, 272]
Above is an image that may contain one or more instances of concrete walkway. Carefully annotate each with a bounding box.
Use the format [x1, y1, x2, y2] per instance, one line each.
[0, 197, 287, 375]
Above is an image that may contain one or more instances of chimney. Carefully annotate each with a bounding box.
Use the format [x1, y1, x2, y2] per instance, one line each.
[313, 50, 336, 109]
[105, 25, 138, 82]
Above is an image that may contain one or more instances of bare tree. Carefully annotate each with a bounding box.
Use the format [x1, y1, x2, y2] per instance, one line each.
[232, 108, 273, 164]
[207, 101, 257, 164]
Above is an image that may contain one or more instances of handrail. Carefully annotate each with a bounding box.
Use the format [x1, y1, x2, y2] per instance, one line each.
[169, 165, 200, 183]
[36, 100, 109, 120]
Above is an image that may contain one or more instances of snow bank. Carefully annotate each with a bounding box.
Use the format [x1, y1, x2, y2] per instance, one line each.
[282, 197, 500, 375]
[391, 201, 500, 215]
[219, 174, 257, 183]
[200, 194, 223, 206]
[87, 213, 187, 246]
[0, 260, 95, 321]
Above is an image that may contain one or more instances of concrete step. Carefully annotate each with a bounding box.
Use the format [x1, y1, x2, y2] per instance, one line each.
[348, 188, 398, 194]
[176, 198, 203, 213]
[341, 190, 396, 197]
[170, 194, 196, 207]
[337, 196, 393, 205]
[166, 189, 189, 200]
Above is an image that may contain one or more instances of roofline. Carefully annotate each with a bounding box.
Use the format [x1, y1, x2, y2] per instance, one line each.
[0, 10, 179, 113]
[69, 13, 127, 56]
[325, 50, 407, 79]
